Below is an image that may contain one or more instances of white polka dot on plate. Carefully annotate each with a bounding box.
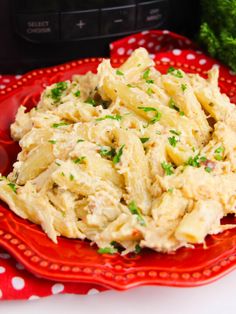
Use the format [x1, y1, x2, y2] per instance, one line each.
[0, 266, 6, 274]
[0, 289, 2, 299]
[16, 262, 25, 270]
[110, 43, 113, 50]
[3, 79, 10, 83]
[147, 42, 154, 48]
[0, 85, 6, 89]
[0, 253, 10, 259]
[163, 30, 170, 34]
[186, 54, 196, 60]
[117, 47, 125, 56]
[172, 49, 182, 56]
[51, 283, 64, 295]
[29, 295, 40, 301]
[138, 39, 145, 45]
[87, 288, 100, 296]
[196, 50, 203, 54]
[149, 54, 155, 59]
[15, 75, 22, 79]
[128, 37, 136, 44]
[199, 59, 207, 65]
[127, 49, 133, 55]
[141, 30, 149, 35]
[229, 70, 236, 76]
[12, 276, 25, 290]
[155, 45, 161, 51]
[161, 57, 170, 62]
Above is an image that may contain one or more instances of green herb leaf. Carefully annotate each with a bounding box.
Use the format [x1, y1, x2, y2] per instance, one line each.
[205, 166, 212, 173]
[51, 122, 69, 128]
[143, 68, 151, 80]
[73, 156, 86, 164]
[8, 182, 17, 193]
[69, 174, 74, 181]
[150, 111, 162, 124]
[161, 162, 174, 175]
[85, 97, 96, 106]
[138, 106, 157, 112]
[169, 97, 180, 112]
[128, 201, 146, 226]
[77, 139, 84, 143]
[116, 69, 124, 76]
[146, 79, 154, 84]
[74, 90, 81, 97]
[48, 140, 57, 144]
[167, 188, 174, 193]
[179, 111, 185, 116]
[214, 146, 224, 161]
[146, 87, 154, 96]
[51, 81, 68, 102]
[61, 172, 65, 176]
[140, 137, 150, 144]
[96, 114, 122, 121]
[127, 83, 134, 88]
[55, 161, 61, 166]
[135, 244, 142, 254]
[170, 129, 181, 136]
[113, 145, 125, 164]
[99, 147, 116, 158]
[168, 136, 178, 147]
[97, 247, 117, 254]
[167, 67, 183, 78]
[181, 83, 187, 92]
[187, 154, 207, 167]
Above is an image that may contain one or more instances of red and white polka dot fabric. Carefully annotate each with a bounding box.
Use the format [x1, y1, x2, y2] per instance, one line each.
[0, 30, 236, 301]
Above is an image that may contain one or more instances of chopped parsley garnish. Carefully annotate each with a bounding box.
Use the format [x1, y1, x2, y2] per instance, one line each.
[50, 81, 68, 102]
[135, 244, 142, 254]
[143, 68, 151, 80]
[61, 172, 65, 176]
[214, 146, 224, 161]
[140, 137, 149, 144]
[69, 174, 74, 181]
[138, 106, 157, 112]
[167, 188, 174, 193]
[150, 111, 162, 124]
[186, 154, 207, 167]
[138, 106, 161, 124]
[48, 140, 57, 144]
[127, 83, 134, 88]
[77, 139, 84, 143]
[96, 114, 122, 121]
[73, 156, 86, 164]
[169, 97, 180, 112]
[97, 247, 117, 254]
[99, 147, 116, 158]
[113, 145, 125, 164]
[146, 79, 154, 84]
[156, 130, 161, 135]
[205, 166, 212, 173]
[128, 201, 146, 226]
[0, 176, 7, 181]
[116, 69, 124, 76]
[167, 66, 183, 78]
[74, 90, 81, 97]
[146, 87, 154, 96]
[179, 111, 185, 116]
[55, 161, 61, 166]
[52, 122, 69, 128]
[170, 129, 181, 136]
[181, 83, 187, 92]
[8, 182, 17, 193]
[85, 97, 96, 106]
[168, 136, 178, 147]
[161, 162, 174, 175]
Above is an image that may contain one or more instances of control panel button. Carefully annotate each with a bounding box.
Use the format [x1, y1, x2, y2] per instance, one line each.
[61, 10, 99, 40]
[16, 13, 59, 42]
[137, 0, 168, 29]
[101, 5, 135, 35]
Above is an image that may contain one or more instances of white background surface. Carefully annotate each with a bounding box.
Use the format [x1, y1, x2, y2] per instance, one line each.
[1, 271, 236, 314]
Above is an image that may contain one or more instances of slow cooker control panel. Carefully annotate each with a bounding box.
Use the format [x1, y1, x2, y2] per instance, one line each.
[14, 0, 169, 43]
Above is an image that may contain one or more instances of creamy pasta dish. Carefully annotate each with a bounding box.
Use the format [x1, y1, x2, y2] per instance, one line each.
[1, 48, 236, 255]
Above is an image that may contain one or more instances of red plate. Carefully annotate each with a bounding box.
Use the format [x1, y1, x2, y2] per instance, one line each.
[1, 52, 236, 290]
